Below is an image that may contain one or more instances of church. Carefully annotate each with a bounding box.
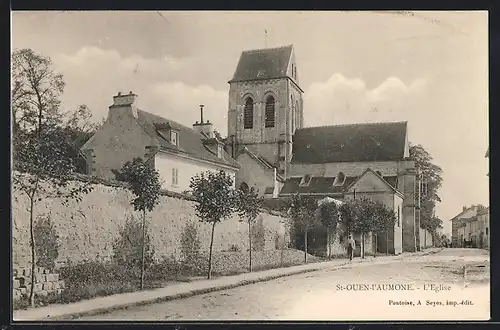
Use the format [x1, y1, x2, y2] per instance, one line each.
[224, 45, 420, 254]
[81, 44, 421, 256]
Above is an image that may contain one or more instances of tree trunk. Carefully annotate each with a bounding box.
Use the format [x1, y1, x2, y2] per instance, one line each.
[304, 229, 308, 264]
[140, 209, 146, 290]
[207, 221, 216, 279]
[374, 233, 377, 258]
[386, 231, 389, 255]
[361, 232, 365, 259]
[29, 195, 36, 307]
[248, 221, 252, 272]
[424, 230, 427, 250]
[326, 228, 331, 259]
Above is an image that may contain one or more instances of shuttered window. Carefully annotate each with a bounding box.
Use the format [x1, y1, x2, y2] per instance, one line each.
[265, 96, 275, 128]
[244, 98, 253, 129]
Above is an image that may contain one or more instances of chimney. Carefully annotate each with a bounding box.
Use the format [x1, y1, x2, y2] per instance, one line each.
[463, 206, 467, 212]
[109, 91, 138, 120]
[193, 104, 214, 138]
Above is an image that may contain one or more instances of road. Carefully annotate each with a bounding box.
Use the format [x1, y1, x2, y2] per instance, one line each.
[78, 248, 490, 321]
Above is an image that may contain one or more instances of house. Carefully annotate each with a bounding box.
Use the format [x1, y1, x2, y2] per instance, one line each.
[225, 45, 419, 255]
[81, 92, 240, 193]
[450, 206, 479, 247]
[476, 206, 490, 249]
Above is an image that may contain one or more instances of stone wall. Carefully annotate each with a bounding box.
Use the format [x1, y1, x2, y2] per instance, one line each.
[12, 178, 287, 269]
[419, 228, 434, 248]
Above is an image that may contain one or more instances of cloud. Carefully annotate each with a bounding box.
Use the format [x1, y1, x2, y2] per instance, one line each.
[304, 73, 427, 127]
[54, 46, 228, 132]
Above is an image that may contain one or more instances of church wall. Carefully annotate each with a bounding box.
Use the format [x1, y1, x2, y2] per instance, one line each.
[234, 153, 275, 196]
[288, 161, 400, 178]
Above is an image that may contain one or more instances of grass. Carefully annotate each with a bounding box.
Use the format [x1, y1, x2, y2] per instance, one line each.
[13, 250, 330, 311]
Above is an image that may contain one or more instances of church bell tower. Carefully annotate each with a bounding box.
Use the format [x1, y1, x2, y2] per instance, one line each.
[226, 45, 304, 177]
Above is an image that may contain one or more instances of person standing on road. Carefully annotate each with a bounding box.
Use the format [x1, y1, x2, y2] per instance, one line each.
[347, 234, 356, 261]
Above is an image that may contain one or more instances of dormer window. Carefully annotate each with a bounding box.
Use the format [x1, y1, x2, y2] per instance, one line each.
[217, 144, 224, 159]
[171, 131, 179, 146]
[333, 172, 346, 186]
[299, 174, 312, 187]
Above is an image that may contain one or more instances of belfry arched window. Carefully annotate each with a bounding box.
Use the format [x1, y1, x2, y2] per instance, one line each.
[244, 97, 254, 129]
[265, 95, 275, 128]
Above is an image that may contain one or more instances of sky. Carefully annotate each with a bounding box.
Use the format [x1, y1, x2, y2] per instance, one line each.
[11, 11, 489, 235]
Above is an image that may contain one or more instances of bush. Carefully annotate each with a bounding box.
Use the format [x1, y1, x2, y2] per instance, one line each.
[180, 221, 201, 263]
[112, 215, 155, 272]
[34, 213, 59, 271]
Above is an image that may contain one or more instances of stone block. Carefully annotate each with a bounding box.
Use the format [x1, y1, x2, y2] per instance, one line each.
[21, 267, 30, 277]
[36, 290, 48, 297]
[13, 290, 22, 300]
[34, 283, 43, 292]
[19, 287, 27, 295]
[35, 274, 44, 283]
[58, 280, 65, 289]
[56, 288, 64, 295]
[42, 282, 53, 291]
[13, 269, 18, 277]
[46, 274, 59, 282]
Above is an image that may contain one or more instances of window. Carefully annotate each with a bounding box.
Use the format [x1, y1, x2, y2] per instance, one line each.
[172, 168, 179, 186]
[333, 172, 346, 186]
[486, 228, 488, 235]
[265, 95, 275, 128]
[299, 174, 312, 187]
[244, 98, 254, 129]
[171, 131, 179, 146]
[217, 144, 224, 158]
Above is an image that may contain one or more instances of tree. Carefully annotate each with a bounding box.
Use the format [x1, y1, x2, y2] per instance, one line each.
[318, 201, 340, 259]
[189, 170, 237, 279]
[11, 48, 65, 137]
[288, 194, 318, 263]
[339, 198, 382, 259]
[112, 157, 162, 290]
[63, 104, 104, 149]
[13, 128, 93, 307]
[236, 185, 263, 272]
[372, 202, 397, 256]
[410, 144, 443, 236]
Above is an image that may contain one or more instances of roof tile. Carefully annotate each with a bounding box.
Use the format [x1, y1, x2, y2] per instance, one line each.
[229, 45, 293, 83]
[137, 110, 239, 169]
[292, 122, 407, 164]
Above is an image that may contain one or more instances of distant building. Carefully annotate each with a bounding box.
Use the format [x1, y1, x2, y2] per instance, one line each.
[450, 206, 483, 247]
[81, 92, 240, 193]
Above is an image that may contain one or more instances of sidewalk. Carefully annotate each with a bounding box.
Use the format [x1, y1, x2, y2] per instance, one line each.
[13, 248, 442, 321]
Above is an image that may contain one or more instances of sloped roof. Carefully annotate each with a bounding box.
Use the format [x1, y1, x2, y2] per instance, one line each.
[280, 176, 357, 195]
[280, 173, 399, 196]
[137, 110, 240, 169]
[291, 122, 408, 164]
[477, 206, 490, 216]
[229, 45, 293, 83]
[237, 147, 285, 182]
[345, 168, 403, 196]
